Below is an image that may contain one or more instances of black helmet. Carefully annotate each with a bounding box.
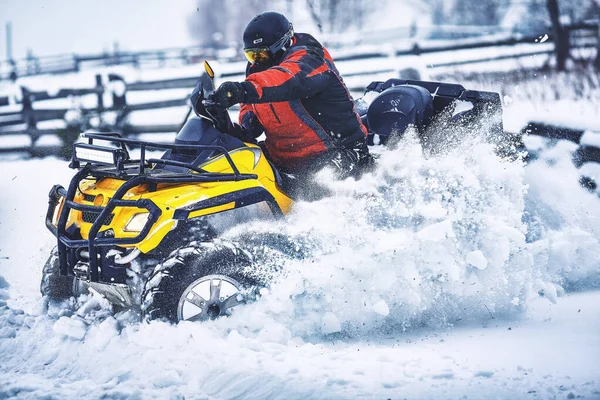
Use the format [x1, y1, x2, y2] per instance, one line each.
[242, 12, 294, 64]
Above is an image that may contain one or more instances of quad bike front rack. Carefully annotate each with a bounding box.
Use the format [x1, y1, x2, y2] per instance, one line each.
[46, 132, 259, 282]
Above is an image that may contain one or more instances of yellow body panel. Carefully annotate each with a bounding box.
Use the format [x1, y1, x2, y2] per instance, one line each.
[66, 143, 293, 254]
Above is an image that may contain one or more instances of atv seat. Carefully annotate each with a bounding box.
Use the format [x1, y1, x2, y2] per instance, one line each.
[366, 84, 434, 143]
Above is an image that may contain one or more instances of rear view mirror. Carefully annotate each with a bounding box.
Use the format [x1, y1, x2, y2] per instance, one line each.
[204, 61, 215, 79]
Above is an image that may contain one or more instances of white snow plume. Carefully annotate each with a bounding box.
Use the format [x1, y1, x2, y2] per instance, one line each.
[220, 134, 535, 337]
[222, 132, 600, 339]
[523, 139, 600, 290]
[0, 275, 17, 340]
[1, 133, 599, 398]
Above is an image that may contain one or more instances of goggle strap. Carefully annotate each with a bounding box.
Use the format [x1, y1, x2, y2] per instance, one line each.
[268, 24, 294, 54]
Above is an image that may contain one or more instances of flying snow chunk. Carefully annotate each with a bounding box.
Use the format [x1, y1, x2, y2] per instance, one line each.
[86, 316, 120, 351]
[321, 312, 341, 335]
[540, 34, 549, 43]
[372, 299, 390, 316]
[452, 100, 474, 117]
[417, 220, 454, 242]
[257, 322, 292, 345]
[0, 276, 9, 306]
[53, 316, 88, 340]
[420, 202, 447, 219]
[475, 370, 494, 378]
[534, 279, 558, 304]
[466, 250, 488, 270]
[0, 276, 9, 289]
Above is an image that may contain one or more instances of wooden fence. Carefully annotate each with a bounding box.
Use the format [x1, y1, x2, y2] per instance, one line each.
[0, 24, 599, 185]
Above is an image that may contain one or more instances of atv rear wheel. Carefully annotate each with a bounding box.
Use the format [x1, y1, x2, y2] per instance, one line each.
[40, 247, 87, 300]
[141, 241, 260, 323]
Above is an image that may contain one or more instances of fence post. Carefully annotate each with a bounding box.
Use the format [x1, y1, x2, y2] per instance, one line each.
[21, 86, 40, 148]
[108, 74, 127, 109]
[73, 55, 80, 72]
[26, 50, 34, 75]
[108, 74, 128, 133]
[95, 74, 104, 111]
[95, 74, 104, 128]
[595, 23, 600, 70]
[410, 43, 422, 56]
[181, 49, 189, 64]
[9, 59, 17, 81]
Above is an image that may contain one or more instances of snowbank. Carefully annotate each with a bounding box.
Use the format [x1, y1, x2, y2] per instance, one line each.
[0, 269, 598, 399]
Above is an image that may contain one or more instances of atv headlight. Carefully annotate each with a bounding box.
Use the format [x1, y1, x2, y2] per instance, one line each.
[124, 212, 150, 232]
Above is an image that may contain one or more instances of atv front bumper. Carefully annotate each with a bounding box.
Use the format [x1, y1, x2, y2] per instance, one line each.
[45, 168, 162, 283]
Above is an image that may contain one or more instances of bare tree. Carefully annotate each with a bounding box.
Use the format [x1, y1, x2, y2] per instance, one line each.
[188, 0, 229, 48]
[448, 0, 509, 26]
[188, 0, 276, 49]
[547, 0, 570, 71]
[425, 0, 510, 26]
[591, 0, 600, 70]
[430, 0, 445, 26]
[306, 0, 372, 34]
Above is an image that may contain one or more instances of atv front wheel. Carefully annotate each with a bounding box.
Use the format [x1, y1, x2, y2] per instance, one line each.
[141, 241, 260, 323]
[40, 247, 87, 300]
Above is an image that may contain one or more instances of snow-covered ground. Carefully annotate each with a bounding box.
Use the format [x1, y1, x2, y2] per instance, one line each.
[1, 282, 598, 399]
[1, 115, 599, 398]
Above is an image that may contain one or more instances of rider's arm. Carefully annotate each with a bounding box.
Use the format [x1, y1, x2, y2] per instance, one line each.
[240, 48, 330, 103]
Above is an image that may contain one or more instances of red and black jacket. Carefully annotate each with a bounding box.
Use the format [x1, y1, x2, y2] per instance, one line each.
[238, 33, 368, 172]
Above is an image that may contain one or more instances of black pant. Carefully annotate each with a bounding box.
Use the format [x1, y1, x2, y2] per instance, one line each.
[276, 140, 374, 200]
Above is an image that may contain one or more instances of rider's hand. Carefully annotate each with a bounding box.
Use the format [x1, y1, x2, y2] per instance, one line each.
[214, 81, 247, 108]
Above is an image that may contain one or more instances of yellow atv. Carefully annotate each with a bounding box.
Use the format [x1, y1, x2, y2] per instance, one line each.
[43, 62, 507, 323]
[43, 64, 293, 322]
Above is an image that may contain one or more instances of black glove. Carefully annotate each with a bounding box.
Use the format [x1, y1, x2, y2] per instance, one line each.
[214, 81, 247, 108]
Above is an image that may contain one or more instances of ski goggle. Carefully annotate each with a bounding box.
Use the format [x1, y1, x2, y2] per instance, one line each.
[243, 47, 271, 64]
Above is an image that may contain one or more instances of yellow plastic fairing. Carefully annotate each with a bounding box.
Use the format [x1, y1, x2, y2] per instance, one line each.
[66, 142, 293, 255]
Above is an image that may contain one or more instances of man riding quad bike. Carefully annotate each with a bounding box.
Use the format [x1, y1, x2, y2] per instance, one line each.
[191, 11, 373, 200]
[41, 14, 508, 324]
